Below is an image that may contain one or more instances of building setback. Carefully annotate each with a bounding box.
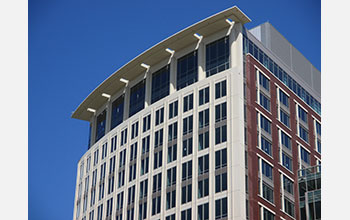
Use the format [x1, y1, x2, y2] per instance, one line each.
[72, 6, 321, 220]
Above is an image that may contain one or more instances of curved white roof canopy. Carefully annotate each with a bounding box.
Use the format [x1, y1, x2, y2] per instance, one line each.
[72, 6, 251, 121]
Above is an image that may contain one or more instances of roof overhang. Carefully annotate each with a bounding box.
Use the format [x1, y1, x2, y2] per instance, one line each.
[72, 6, 251, 121]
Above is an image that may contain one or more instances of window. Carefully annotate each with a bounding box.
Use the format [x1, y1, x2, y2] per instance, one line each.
[169, 100, 178, 119]
[116, 191, 124, 210]
[300, 147, 310, 164]
[182, 137, 193, 157]
[129, 80, 146, 117]
[198, 203, 209, 220]
[106, 198, 113, 217]
[129, 163, 136, 182]
[166, 189, 176, 209]
[166, 214, 175, 220]
[100, 162, 106, 181]
[317, 139, 321, 153]
[127, 185, 136, 204]
[299, 125, 309, 143]
[153, 150, 163, 169]
[126, 208, 134, 220]
[121, 128, 127, 146]
[215, 102, 227, 122]
[199, 87, 209, 105]
[118, 170, 125, 188]
[152, 173, 162, 192]
[262, 182, 274, 203]
[215, 172, 227, 193]
[93, 149, 99, 166]
[261, 136, 272, 156]
[183, 93, 193, 112]
[168, 122, 178, 141]
[298, 106, 308, 123]
[139, 202, 147, 220]
[181, 184, 192, 204]
[167, 167, 177, 186]
[177, 50, 198, 90]
[130, 142, 137, 161]
[215, 80, 226, 99]
[259, 72, 270, 91]
[316, 121, 321, 136]
[183, 115, 193, 135]
[167, 144, 177, 163]
[86, 156, 91, 174]
[260, 93, 270, 111]
[181, 208, 192, 220]
[283, 175, 294, 195]
[206, 36, 230, 77]
[97, 204, 103, 220]
[215, 197, 228, 219]
[215, 125, 227, 144]
[140, 156, 149, 175]
[89, 210, 94, 220]
[155, 107, 164, 126]
[280, 110, 290, 128]
[143, 114, 151, 132]
[119, 149, 126, 167]
[140, 179, 148, 199]
[198, 131, 209, 150]
[198, 154, 209, 175]
[215, 148, 227, 169]
[260, 114, 271, 134]
[154, 129, 163, 148]
[263, 207, 275, 220]
[111, 95, 124, 130]
[95, 110, 106, 142]
[111, 135, 117, 153]
[151, 65, 170, 104]
[199, 109, 209, 128]
[131, 121, 139, 139]
[101, 143, 108, 160]
[281, 131, 291, 149]
[279, 90, 289, 108]
[284, 198, 295, 217]
[182, 161, 192, 180]
[151, 196, 161, 215]
[142, 136, 150, 154]
[261, 160, 273, 180]
[198, 178, 209, 198]
[282, 152, 292, 171]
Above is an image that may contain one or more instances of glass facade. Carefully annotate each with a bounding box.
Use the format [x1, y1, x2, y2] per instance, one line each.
[177, 51, 198, 90]
[129, 80, 146, 117]
[95, 110, 106, 142]
[151, 65, 170, 104]
[298, 165, 321, 220]
[206, 36, 230, 77]
[111, 95, 124, 130]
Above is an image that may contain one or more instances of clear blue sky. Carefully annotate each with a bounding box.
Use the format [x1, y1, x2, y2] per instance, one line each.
[29, 0, 320, 219]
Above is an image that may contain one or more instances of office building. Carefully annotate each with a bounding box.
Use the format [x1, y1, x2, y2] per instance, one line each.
[72, 6, 321, 220]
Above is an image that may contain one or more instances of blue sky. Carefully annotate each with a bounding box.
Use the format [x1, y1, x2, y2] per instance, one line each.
[29, 0, 320, 219]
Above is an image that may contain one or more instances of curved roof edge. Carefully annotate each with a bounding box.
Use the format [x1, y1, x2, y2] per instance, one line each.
[72, 6, 251, 121]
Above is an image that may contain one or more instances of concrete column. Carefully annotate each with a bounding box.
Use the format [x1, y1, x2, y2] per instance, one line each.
[105, 100, 112, 133]
[198, 42, 206, 80]
[228, 22, 247, 220]
[123, 86, 130, 120]
[145, 73, 151, 107]
[169, 56, 176, 94]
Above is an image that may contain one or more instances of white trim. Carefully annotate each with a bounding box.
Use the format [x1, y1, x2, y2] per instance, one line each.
[295, 100, 308, 113]
[297, 142, 311, 153]
[256, 108, 272, 122]
[278, 169, 294, 182]
[258, 202, 276, 215]
[277, 125, 292, 138]
[257, 153, 274, 167]
[255, 65, 271, 80]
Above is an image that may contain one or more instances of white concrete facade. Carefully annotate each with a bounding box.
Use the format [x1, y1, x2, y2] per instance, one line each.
[73, 18, 247, 220]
